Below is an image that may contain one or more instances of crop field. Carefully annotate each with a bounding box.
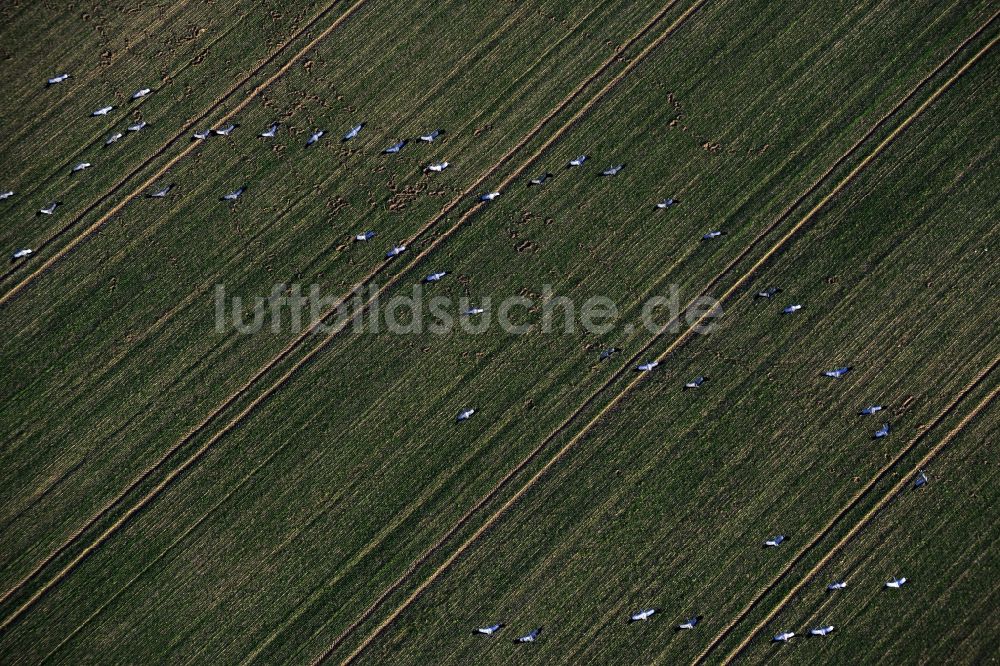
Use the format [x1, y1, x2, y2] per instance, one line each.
[0, 0, 996, 664]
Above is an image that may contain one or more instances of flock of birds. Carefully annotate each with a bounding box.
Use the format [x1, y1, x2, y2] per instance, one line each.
[18, 71, 932, 653]
[8, 74, 709, 262]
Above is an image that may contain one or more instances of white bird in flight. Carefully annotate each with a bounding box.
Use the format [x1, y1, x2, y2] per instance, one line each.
[677, 616, 703, 630]
[628, 608, 659, 623]
[193, 129, 212, 140]
[456, 408, 476, 423]
[382, 139, 407, 154]
[702, 230, 726, 240]
[873, 423, 891, 439]
[859, 404, 884, 416]
[886, 577, 907, 589]
[568, 155, 589, 167]
[783, 304, 802, 314]
[306, 130, 325, 147]
[463, 307, 485, 315]
[215, 123, 238, 136]
[91, 106, 114, 116]
[765, 535, 786, 547]
[105, 132, 123, 145]
[424, 161, 450, 173]
[221, 186, 246, 201]
[600, 164, 624, 176]
[827, 580, 847, 591]
[810, 625, 835, 637]
[913, 470, 928, 489]
[514, 627, 542, 643]
[823, 366, 852, 378]
[72, 162, 91, 173]
[127, 121, 147, 132]
[419, 129, 444, 142]
[755, 287, 782, 299]
[38, 201, 61, 215]
[529, 172, 553, 186]
[11, 248, 33, 260]
[131, 88, 152, 99]
[479, 191, 500, 202]
[47, 73, 70, 85]
[684, 376, 707, 390]
[0, 191, 13, 200]
[148, 183, 175, 198]
[636, 361, 659, 372]
[656, 198, 678, 209]
[354, 231, 375, 242]
[424, 271, 449, 283]
[773, 631, 795, 643]
[260, 123, 279, 138]
[342, 123, 365, 142]
[386, 244, 406, 258]
[474, 623, 504, 636]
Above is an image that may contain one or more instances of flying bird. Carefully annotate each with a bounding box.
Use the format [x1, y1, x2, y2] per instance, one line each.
[260, 123, 279, 138]
[342, 123, 365, 142]
[755, 287, 782, 299]
[827, 580, 847, 591]
[382, 139, 407, 154]
[47, 73, 70, 85]
[684, 376, 707, 390]
[354, 231, 376, 242]
[105, 132, 124, 146]
[913, 470, 928, 489]
[131, 88, 152, 99]
[479, 191, 500, 201]
[859, 405, 884, 416]
[702, 230, 726, 240]
[38, 201, 60, 215]
[810, 626, 835, 637]
[91, 106, 114, 116]
[386, 244, 407, 258]
[873, 423, 890, 439]
[214, 123, 238, 136]
[636, 361, 659, 372]
[567, 155, 589, 167]
[11, 248, 32, 260]
[677, 616, 703, 630]
[514, 628, 542, 643]
[72, 162, 91, 173]
[773, 631, 795, 643]
[456, 408, 476, 423]
[783, 304, 802, 314]
[463, 307, 485, 315]
[599, 347, 620, 361]
[419, 129, 444, 142]
[823, 366, 852, 378]
[474, 624, 505, 636]
[529, 172, 553, 186]
[600, 164, 624, 176]
[193, 129, 212, 140]
[765, 535, 786, 547]
[306, 130, 325, 147]
[424, 161, 450, 173]
[148, 183, 175, 198]
[885, 577, 907, 589]
[656, 198, 678, 209]
[628, 609, 659, 623]
[423, 271, 449, 283]
[127, 121, 147, 132]
[221, 186, 246, 201]
[0, 191, 13, 200]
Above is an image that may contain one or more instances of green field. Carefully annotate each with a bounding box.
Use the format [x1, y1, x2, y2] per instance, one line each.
[0, 0, 997, 663]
